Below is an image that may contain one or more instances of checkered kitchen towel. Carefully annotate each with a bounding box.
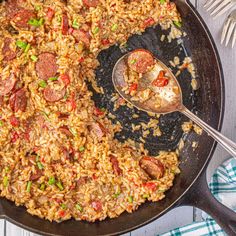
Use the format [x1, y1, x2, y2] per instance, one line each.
[160, 158, 236, 236]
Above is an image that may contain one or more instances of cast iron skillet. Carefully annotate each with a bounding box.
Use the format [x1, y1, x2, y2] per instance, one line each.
[1, 0, 236, 235]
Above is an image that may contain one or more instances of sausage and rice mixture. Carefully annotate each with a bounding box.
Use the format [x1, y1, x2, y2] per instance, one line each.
[0, 0, 180, 222]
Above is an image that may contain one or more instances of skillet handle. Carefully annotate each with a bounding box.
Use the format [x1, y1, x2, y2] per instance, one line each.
[179, 170, 236, 236]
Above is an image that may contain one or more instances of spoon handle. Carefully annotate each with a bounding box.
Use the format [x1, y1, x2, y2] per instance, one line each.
[181, 106, 236, 157]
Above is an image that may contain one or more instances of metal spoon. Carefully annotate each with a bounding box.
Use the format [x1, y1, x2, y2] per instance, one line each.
[112, 53, 236, 156]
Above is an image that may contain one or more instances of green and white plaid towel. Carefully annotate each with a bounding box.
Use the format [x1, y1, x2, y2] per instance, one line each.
[160, 158, 236, 236]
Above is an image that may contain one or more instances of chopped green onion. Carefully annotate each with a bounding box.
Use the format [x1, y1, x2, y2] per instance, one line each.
[0, 120, 3, 126]
[112, 192, 120, 198]
[101, 107, 106, 112]
[38, 80, 47, 88]
[79, 146, 85, 152]
[28, 18, 44, 27]
[37, 161, 44, 170]
[69, 127, 77, 137]
[26, 181, 32, 192]
[173, 21, 182, 28]
[75, 203, 83, 212]
[92, 26, 100, 34]
[160, 0, 165, 4]
[5, 166, 10, 173]
[40, 183, 46, 191]
[35, 155, 39, 162]
[111, 24, 118, 32]
[48, 176, 56, 185]
[142, 193, 150, 199]
[24, 43, 31, 53]
[30, 55, 38, 62]
[16, 40, 27, 50]
[130, 59, 136, 64]
[3, 176, 8, 187]
[56, 181, 64, 191]
[48, 77, 58, 81]
[72, 19, 80, 29]
[57, 15, 62, 23]
[128, 196, 133, 203]
[35, 5, 41, 11]
[61, 203, 67, 209]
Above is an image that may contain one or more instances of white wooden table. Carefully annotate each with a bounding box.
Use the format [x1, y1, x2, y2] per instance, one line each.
[1, 0, 236, 235]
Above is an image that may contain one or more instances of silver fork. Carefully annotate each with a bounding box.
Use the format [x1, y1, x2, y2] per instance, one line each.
[221, 9, 236, 48]
[204, 0, 236, 18]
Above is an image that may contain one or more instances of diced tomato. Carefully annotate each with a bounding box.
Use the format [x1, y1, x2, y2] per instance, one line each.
[68, 27, 74, 34]
[94, 107, 104, 116]
[47, 8, 55, 21]
[92, 173, 98, 180]
[158, 70, 165, 78]
[91, 200, 102, 212]
[67, 92, 77, 111]
[41, 157, 45, 163]
[58, 210, 66, 217]
[78, 57, 84, 63]
[10, 116, 19, 127]
[23, 131, 30, 141]
[152, 78, 168, 87]
[55, 198, 62, 204]
[143, 17, 155, 28]
[11, 131, 19, 143]
[60, 74, 70, 86]
[129, 83, 138, 93]
[101, 38, 110, 45]
[144, 182, 157, 191]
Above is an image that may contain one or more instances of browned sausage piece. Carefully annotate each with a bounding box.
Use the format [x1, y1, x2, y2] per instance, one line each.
[36, 53, 58, 80]
[12, 9, 36, 29]
[59, 125, 73, 137]
[82, 0, 100, 7]
[9, 88, 27, 112]
[61, 14, 69, 35]
[110, 155, 122, 176]
[72, 30, 90, 48]
[90, 122, 106, 140]
[30, 169, 43, 181]
[0, 74, 16, 96]
[128, 49, 154, 74]
[139, 156, 164, 179]
[2, 38, 16, 62]
[43, 83, 66, 102]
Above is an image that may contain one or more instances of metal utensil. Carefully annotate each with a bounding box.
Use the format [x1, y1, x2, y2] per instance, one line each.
[112, 54, 236, 157]
[204, 0, 236, 18]
[221, 9, 236, 48]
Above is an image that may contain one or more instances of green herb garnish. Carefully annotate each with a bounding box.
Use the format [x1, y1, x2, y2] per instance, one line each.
[61, 203, 67, 210]
[75, 203, 83, 212]
[37, 161, 44, 170]
[160, 0, 165, 4]
[40, 183, 46, 191]
[30, 55, 38, 62]
[79, 146, 85, 152]
[173, 21, 182, 28]
[48, 177, 56, 185]
[128, 196, 133, 203]
[3, 176, 8, 187]
[16, 41, 27, 50]
[92, 26, 100, 34]
[28, 18, 44, 27]
[111, 24, 118, 32]
[38, 80, 47, 88]
[48, 77, 58, 81]
[26, 181, 32, 192]
[56, 181, 64, 191]
[72, 19, 80, 29]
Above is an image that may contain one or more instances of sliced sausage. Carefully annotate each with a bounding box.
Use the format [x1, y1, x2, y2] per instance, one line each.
[59, 125, 73, 137]
[30, 169, 43, 181]
[110, 155, 122, 176]
[72, 30, 90, 48]
[61, 14, 69, 35]
[89, 122, 105, 140]
[57, 112, 70, 120]
[9, 88, 27, 112]
[0, 74, 16, 96]
[82, 0, 100, 7]
[2, 38, 16, 62]
[5, 0, 22, 17]
[128, 49, 154, 74]
[12, 9, 36, 29]
[43, 83, 66, 102]
[139, 156, 164, 179]
[36, 53, 58, 80]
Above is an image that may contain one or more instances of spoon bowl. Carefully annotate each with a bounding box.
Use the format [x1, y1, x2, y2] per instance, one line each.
[112, 52, 236, 157]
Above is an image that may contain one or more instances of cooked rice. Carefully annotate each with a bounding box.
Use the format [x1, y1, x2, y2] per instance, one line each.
[0, 0, 180, 222]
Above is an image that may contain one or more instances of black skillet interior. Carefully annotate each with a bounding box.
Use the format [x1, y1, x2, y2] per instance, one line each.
[0, 1, 224, 235]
